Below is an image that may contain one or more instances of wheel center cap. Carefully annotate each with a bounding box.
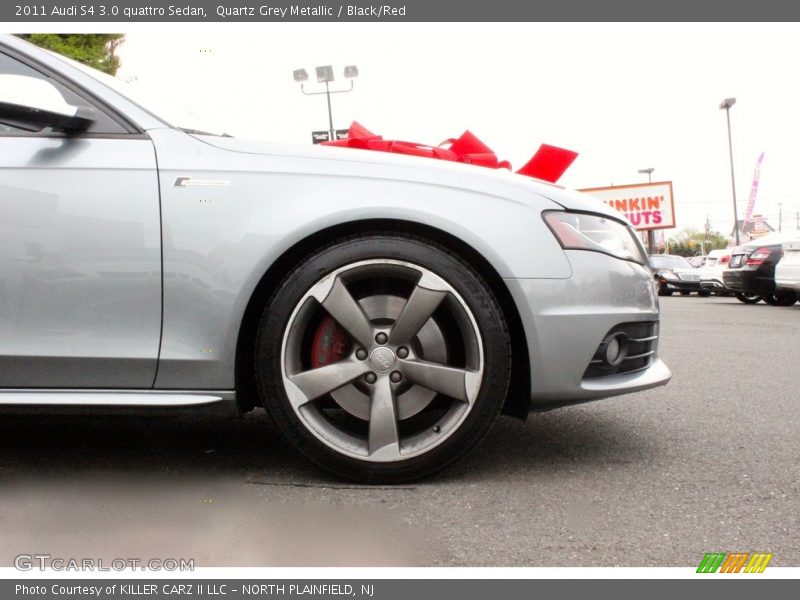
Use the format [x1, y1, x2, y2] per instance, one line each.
[369, 347, 396, 373]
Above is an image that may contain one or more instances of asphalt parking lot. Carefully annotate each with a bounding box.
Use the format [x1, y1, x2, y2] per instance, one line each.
[1, 295, 798, 567]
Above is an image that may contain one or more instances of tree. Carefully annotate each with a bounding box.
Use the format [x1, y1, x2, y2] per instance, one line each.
[16, 34, 124, 75]
[668, 226, 730, 256]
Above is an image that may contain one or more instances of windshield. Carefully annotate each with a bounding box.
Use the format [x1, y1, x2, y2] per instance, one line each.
[650, 255, 691, 269]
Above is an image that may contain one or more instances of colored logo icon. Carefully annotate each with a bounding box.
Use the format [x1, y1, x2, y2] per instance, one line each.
[697, 552, 773, 573]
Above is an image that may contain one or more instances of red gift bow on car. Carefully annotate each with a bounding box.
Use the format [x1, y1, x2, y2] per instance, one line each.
[323, 121, 578, 183]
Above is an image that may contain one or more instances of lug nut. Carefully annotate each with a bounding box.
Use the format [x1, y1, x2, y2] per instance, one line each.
[390, 371, 402, 383]
[364, 373, 377, 384]
[397, 346, 409, 359]
[433, 425, 441, 433]
[375, 332, 388, 345]
[356, 348, 368, 360]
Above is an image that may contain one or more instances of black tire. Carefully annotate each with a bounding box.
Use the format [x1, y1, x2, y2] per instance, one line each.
[254, 234, 512, 483]
[698, 290, 711, 297]
[658, 287, 673, 297]
[736, 293, 762, 304]
[762, 291, 798, 307]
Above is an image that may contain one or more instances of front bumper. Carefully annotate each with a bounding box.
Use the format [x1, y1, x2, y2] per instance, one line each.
[700, 277, 726, 290]
[659, 277, 701, 292]
[505, 250, 671, 410]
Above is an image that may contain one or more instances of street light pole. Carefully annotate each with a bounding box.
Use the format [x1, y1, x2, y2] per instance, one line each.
[638, 167, 655, 253]
[720, 98, 740, 246]
[324, 81, 334, 140]
[293, 65, 358, 143]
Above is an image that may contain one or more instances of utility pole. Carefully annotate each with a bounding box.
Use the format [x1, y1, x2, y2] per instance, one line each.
[719, 98, 740, 246]
[638, 167, 655, 253]
[778, 203, 783, 233]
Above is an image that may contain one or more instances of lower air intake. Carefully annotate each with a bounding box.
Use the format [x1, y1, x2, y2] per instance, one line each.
[583, 321, 658, 379]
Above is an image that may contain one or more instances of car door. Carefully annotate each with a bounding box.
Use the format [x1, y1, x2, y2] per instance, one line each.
[0, 48, 162, 388]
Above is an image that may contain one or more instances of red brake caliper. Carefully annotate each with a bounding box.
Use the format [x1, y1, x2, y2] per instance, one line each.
[310, 316, 349, 368]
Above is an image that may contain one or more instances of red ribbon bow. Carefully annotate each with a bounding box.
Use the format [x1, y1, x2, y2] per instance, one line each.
[323, 121, 578, 183]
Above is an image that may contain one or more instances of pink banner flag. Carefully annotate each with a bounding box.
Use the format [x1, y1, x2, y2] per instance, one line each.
[741, 152, 765, 234]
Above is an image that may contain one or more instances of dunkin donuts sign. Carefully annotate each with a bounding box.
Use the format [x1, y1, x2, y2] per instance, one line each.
[579, 182, 676, 231]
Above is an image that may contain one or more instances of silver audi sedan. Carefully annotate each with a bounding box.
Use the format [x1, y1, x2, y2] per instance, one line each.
[0, 35, 670, 481]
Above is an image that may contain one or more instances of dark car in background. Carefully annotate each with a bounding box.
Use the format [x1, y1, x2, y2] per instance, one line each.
[723, 239, 798, 306]
[649, 255, 708, 296]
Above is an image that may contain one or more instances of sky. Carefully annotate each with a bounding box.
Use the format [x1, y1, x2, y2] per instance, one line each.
[103, 23, 800, 238]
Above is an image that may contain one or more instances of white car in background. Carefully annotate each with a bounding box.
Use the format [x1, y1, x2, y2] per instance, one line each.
[775, 238, 800, 293]
[699, 249, 733, 294]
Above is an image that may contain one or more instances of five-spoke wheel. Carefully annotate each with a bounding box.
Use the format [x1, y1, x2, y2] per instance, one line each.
[255, 235, 510, 482]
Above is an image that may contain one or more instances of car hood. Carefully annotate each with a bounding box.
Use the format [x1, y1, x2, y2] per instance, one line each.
[194, 134, 626, 222]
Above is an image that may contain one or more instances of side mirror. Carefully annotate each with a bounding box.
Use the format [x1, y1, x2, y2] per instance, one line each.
[0, 101, 94, 133]
[0, 74, 94, 133]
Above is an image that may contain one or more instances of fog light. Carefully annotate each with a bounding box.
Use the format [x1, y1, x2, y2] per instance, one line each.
[604, 333, 628, 366]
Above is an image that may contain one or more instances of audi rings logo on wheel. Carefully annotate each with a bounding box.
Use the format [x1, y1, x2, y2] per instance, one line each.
[369, 347, 396, 373]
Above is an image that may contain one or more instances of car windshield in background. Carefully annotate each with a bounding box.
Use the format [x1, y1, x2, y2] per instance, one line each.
[650, 255, 692, 269]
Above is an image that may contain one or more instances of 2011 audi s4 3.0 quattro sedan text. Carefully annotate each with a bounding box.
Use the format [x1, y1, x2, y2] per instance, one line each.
[0, 35, 671, 482]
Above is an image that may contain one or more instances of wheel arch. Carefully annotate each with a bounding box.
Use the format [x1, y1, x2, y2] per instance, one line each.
[234, 218, 531, 419]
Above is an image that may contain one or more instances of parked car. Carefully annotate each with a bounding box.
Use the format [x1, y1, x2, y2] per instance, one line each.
[0, 35, 671, 482]
[649, 254, 708, 296]
[698, 249, 733, 295]
[775, 237, 800, 293]
[723, 236, 798, 306]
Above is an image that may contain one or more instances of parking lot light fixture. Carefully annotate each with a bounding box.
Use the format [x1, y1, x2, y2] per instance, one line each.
[294, 64, 358, 141]
[315, 65, 334, 84]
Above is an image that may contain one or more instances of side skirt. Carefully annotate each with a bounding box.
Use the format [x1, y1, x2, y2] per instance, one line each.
[0, 389, 239, 417]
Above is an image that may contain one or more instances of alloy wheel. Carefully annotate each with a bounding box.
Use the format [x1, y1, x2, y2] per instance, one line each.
[279, 259, 484, 462]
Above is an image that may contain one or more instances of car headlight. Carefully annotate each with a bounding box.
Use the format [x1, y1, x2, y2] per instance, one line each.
[543, 211, 647, 265]
[662, 271, 679, 280]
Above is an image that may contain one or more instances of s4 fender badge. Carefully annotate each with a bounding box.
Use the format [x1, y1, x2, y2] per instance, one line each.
[174, 177, 230, 187]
